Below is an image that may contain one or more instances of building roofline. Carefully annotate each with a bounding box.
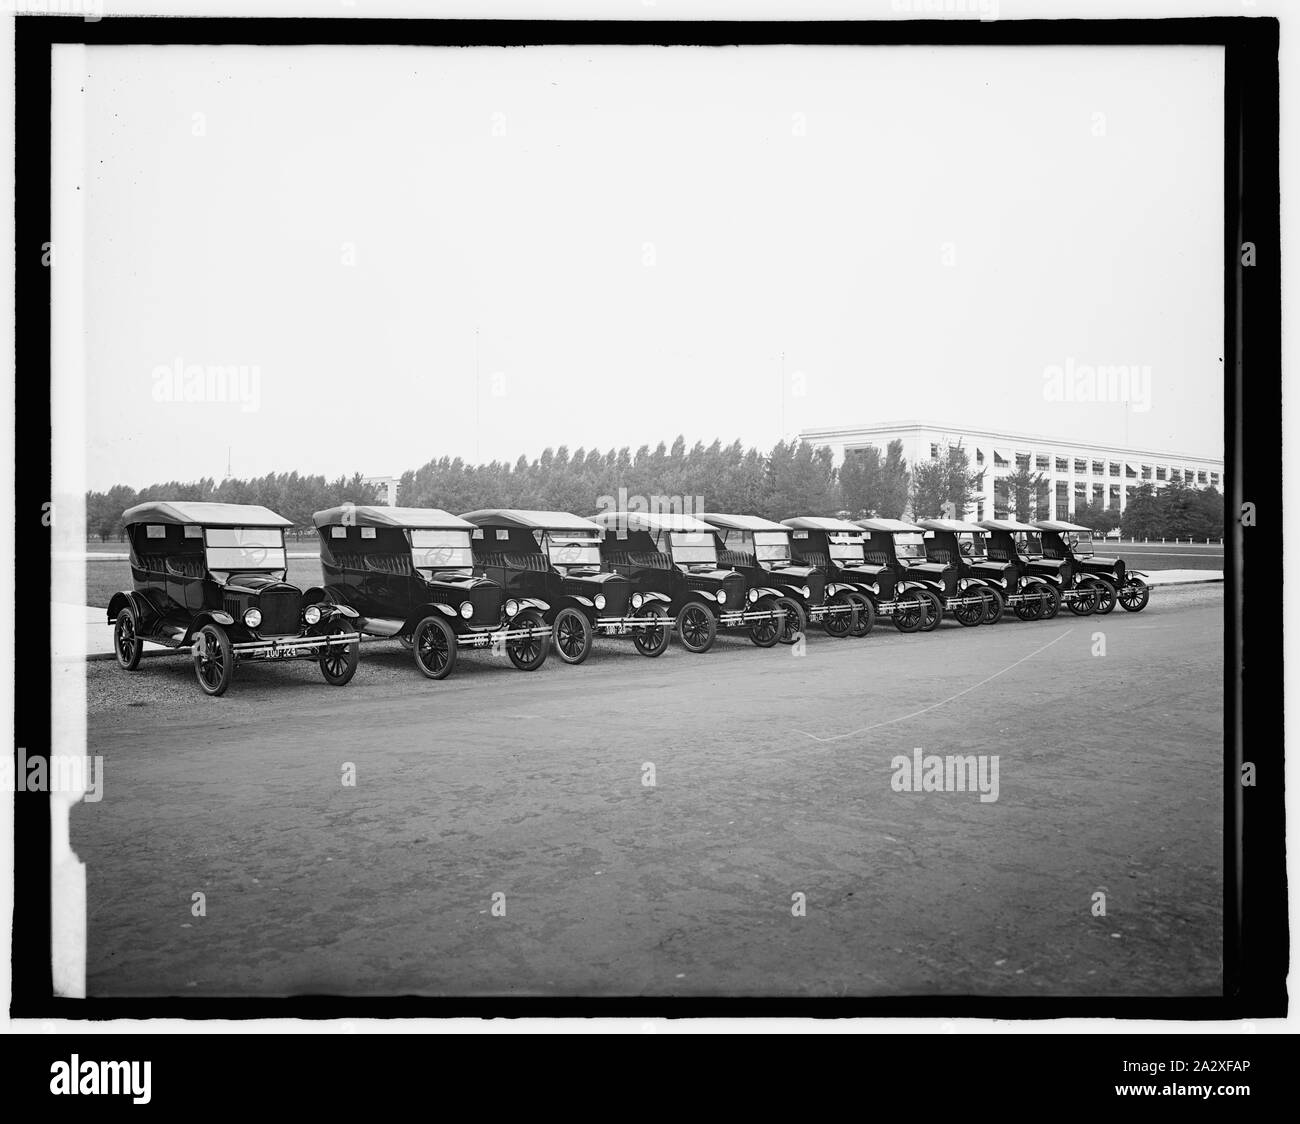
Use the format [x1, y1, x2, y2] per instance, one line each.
[798, 420, 1223, 468]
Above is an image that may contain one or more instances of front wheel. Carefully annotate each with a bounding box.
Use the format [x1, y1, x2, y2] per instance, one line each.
[847, 592, 875, 637]
[981, 586, 1005, 625]
[917, 590, 942, 632]
[507, 609, 549, 671]
[1013, 587, 1045, 621]
[676, 601, 717, 653]
[749, 597, 782, 647]
[892, 591, 924, 634]
[1067, 582, 1100, 616]
[192, 623, 233, 697]
[775, 596, 806, 645]
[631, 603, 670, 657]
[412, 615, 457, 680]
[1091, 577, 1118, 615]
[114, 607, 143, 670]
[319, 622, 359, 686]
[553, 606, 594, 665]
[1040, 583, 1062, 620]
[821, 592, 857, 638]
[952, 587, 985, 627]
[1118, 577, 1150, 612]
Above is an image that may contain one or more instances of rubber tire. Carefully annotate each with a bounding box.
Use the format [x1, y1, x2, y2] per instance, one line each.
[412, 615, 457, 680]
[775, 596, 806, 645]
[981, 586, 1005, 625]
[1013, 588, 1045, 621]
[952, 588, 984, 627]
[749, 597, 782, 648]
[318, 622, 359, 686]
[822, 592, 856, 638]
[892, 591, 925, 634]
[631, 603, 670, 657]
[1118, 577, 1150, 613]
[1067, 582, 1100, 616]
[676, 601, 717, 653]
[192, 623, 233, 697]
[552, 606, 594, 665]
[847, 592, 875, 637]
[114, 607, 142, 670]
[1040, 583, 1062, 620]
[507, 609, 549, 670]
[1091, 577, 1118, 615]
[917, 590, 942, 632]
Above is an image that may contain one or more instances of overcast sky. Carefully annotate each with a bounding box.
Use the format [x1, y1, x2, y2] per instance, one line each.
[59, 43, 1224, 490]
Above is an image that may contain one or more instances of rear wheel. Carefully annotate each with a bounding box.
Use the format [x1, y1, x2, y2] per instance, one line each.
[1118, 577, 1150, 612]
[1091, 577, 1118, 615]
[319, 622, 359, 686]
[822, 592, 856, 638]
[775, 596, 806, 645]
[676, 601, 717, 653]
[113, 608, 142, 670]
[552, 606, 593, 665]
[952, 587, 984, 627]
[412, 615, 457, 680]
[507, 609, 549, 670]
[631, 603, 670, 657]
[192, 623, 233, 697]
[749, 597, 782, 647]
[981, 586, 1005, 625]
[847, 592, 875, 637]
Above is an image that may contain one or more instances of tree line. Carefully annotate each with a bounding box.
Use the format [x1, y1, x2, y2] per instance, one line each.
[84, 436, 1224, 540]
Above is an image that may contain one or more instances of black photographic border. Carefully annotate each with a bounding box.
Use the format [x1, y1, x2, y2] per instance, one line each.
[13, 14, 1284, 1021]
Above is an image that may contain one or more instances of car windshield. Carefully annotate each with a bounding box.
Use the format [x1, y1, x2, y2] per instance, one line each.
[895, 533, 927, 561]
[205, 526, 286, 571]
[1066, 531, 1095, 556]
[753, 531, 791, 562]
[411, 529, 474, 569]
[548, 535, 602, 567]
[1018, 533, 1043, 556]
[828, 533, 865, 561]
[958, 533, 987, 559]
[669, 531, 717, 565]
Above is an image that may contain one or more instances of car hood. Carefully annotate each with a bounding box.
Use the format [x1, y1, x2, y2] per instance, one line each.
[904, 561, 949, 575]
[222, 573, 302, 596]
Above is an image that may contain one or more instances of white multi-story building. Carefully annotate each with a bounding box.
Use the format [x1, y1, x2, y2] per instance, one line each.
[799, 420, 1224, 521]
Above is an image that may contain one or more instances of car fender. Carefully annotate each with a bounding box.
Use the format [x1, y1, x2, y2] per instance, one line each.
[750, 586, 785, 602]
[850, 580, 880, 596]
[516, 597, 549, 614]
[565, 595, 595, 609]
[639, 591, 672, 605]
[825, 582, 857, 598]
[691, 589, 719, 602]
[433, 603, 458, 617]
[180, 609, 236, 646]
[106, 589, 147, 625]
[1126, 569, 1148, 580]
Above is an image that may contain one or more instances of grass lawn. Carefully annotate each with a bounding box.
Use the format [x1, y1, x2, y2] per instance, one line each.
[80, 557, 326, 608]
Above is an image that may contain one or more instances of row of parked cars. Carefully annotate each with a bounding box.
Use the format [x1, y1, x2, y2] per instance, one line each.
[106, 501, 1151, 696]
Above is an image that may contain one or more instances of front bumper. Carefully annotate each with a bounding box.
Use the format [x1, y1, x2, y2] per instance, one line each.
[456, 622, 551, 649]
[233, 632, 361, 659]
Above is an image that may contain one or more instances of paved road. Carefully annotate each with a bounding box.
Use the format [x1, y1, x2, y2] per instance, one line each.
[75, 584, 1223, 998]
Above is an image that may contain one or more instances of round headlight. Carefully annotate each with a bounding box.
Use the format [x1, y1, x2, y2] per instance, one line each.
[801, 585, 811, 600]
[716, 589, 727, 605]
[243, 608, 262, 628]
[459, 601, 474, 619]
[303, 605, 321, 625]
[505, 599, 520, 617]
[748, 588, 758, 603]
[594, 594, 606, 610]
[631, 592, 643, 609]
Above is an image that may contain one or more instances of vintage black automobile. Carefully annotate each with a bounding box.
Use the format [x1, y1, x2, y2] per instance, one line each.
[697, 513, 843, 644]
[461, 509, 661, 664]
[1032, 520, 1149, 613]
[976, 519, 1066, 621]
[589, 510, 785, 652]
[107, 501, 360, 697]
[915, 519, 1020, 626]
[312, 505, 550, 679]
[853, 519, 945, 633]
[780, 517, 879, 637]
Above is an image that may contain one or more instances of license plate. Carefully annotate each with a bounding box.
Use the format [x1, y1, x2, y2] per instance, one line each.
[269, 645, 307, 659]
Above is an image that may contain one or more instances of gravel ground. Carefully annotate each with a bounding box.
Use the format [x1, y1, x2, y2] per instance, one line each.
[74, 583, 1224, 997]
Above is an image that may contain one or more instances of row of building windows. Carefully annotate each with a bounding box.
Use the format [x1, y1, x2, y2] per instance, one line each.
[932, 444, 1217, 488]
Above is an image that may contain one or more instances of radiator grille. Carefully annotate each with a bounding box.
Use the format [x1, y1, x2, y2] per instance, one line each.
[256, 589, 301, 636]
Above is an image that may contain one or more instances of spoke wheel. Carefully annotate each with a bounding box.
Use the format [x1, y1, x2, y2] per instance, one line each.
[1091, 577, 1118, 615]
[631, 603, 670, 657]
[507, 609, 549, 670]
[114, 608, 143, 670]
[892, 591, 923, 633]
[1041, 583, 1062, 620]
[981, 586, 1005, 625]
[553, 606, 594, 665]
[412, 615, 457, 680]
[952, 588, 984, 627]
[749, 597, 782, 647]
[822, 592, 856, 638]
[677, 601, 718, 653]
[1118, 577, 1150, 612]
[845, 592, 874, 637]
[917, 590, 942, 632]
[319, 622, 359, 686]
[1013, 587, 1045, 621]
[192, 623, 233, 697]
[1067, 583, 1099, 615]
[775, 596, 806, 645]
